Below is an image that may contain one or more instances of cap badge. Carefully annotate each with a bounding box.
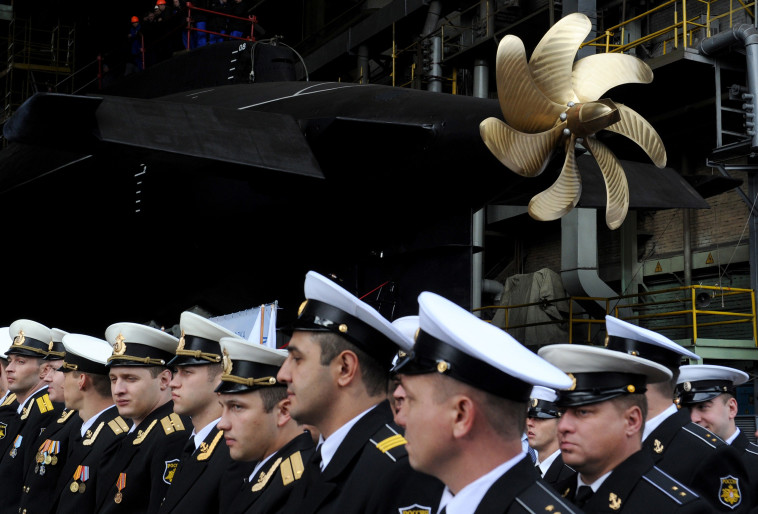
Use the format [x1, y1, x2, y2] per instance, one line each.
[567, 373, 577, 391]
[297, 300, 308, 317]
[397, 350, 407, 359]
[48, 341, 54, 352]
[222, 349, 233, 375]
[609, 492, 622, 510]
[338, 324, 348, 333]
[683, 382, 692, 392]
[604, 333, 609, 347]
[436, 360, 450, 373]
[113, 335, 126, 356]
[413, 328, 420, 342]
[626, 385, 636, 393]
[653, 439, 664, 453]
[177, 331, 185, 352]
[13, 331, 24, 346]
[531, 398, 539, 408]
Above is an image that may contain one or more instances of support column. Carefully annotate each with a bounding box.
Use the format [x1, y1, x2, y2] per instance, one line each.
[472, 58, 488, 314]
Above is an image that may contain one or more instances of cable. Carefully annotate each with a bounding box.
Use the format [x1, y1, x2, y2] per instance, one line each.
[248, 37, 309, 83]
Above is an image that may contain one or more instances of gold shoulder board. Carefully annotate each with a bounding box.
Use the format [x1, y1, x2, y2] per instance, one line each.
[280, 451, 305, 486]
[1, 393, 16, 407]
[108, 417, 130, 435]
[83, 422, 105, 446]
[58, 409, 76, 424]
[252, 457, 282, 492]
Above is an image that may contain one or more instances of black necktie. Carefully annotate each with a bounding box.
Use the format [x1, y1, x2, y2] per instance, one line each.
[310, 444, 323, 473]
[574, 485, 594, 507]
[181, 435, 195, 458]
[535, 463, 543, 477]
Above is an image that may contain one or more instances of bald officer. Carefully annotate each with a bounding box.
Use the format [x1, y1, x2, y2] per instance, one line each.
[95, 322, 191, 514]
[539, 343, 713, 512]
[603, 316, 751, 512]
[393, 291, 582, 514]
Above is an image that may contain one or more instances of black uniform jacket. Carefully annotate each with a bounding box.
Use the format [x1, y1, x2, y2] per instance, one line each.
[472, 455, 584, 514]
[0, 392, 19, 457]
[95, 401, 191, 514]
[279, 400, 444, 514]
[644, 408, 752, 512]
[18, 408, 82, 514]
[158, 423, 235, 514]
[555, 449, 714, 513]
[541, 451, 575, 487]
[0, 388, 63, 514]
[55, 405, 131, 514]
[731, 430, 758, 510]
[230, 430, 315, 514]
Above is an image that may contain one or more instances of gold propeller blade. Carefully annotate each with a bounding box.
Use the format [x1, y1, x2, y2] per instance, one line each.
[572, 53, 653, 103]
[605, 103, 667, 168]
[584, 137, 629, 229]
[495, 35, 567, 133]
[528, 13, 591, 105]
[528, 136, 582, 221]
[480, 118, 565, 177]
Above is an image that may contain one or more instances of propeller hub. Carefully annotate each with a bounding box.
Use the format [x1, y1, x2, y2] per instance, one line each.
[565, 98, 620, 137]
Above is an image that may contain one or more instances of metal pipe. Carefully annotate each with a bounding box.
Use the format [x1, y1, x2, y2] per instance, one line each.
[699, 24, 758, 151]
[428, 36, 442, 92]
[472, 58, 488, 314]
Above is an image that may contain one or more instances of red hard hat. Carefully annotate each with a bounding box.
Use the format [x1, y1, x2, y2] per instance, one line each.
[131, 15, 139, 23]
[157, 0, 166, 4]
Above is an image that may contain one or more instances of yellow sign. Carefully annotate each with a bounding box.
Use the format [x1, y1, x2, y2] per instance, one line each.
[706, 253, 714, 265]
[654, 262, 662, 272]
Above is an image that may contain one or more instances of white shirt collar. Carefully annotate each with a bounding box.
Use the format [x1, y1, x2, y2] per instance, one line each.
[16, 385, 48, 415]
[642, 403, 678, 441]
[577, 469, 613, 492]
[726, 427, 740, 445]
[193, 417, 221, 450]
[436, 452, 526, 514]
[80, 405, 117, 437]
[0, 390, 9, 405]
[538, 448, 561, 475]
[319, 404, 375, 471]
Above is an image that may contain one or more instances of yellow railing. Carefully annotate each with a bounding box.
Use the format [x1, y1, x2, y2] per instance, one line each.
[476, 284, 757, 346]
[583, 0, 755, 55]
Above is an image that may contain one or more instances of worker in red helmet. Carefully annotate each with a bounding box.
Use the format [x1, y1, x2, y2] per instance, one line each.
[156, 0, 169, 21]
[127, 15, 143, 72]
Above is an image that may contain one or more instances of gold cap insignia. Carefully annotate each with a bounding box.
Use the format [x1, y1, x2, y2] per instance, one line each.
[531, 398, 539, 408]
[113, 334, 126, 356]
[222, 348, 233, 375]
[604, 333, 609, 347]
[177, 330, 185, 352]
[567, 373, 577, 391]
[48, 341, 54, 352]
[297, 300, 308, 317]
[13, 331, 24, 346]
[683, 382, 692, 392]
[397, 350, 407, 359]
[627, 384, 636, 393]
[436, 360, 450, 373]
[413, 328, 420, 342]
[338, 323, 348, 333]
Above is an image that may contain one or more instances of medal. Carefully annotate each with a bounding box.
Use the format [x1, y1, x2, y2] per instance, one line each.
[70, 482, 79, 493]
[114, 492, 122, 504]
[39, 464, 46, 476]
[44, 454, 52, 465]
[51, 455, 58, 465]
[78, 482, 86, 494]
[10, 435, 22, 458]
[115, 472, 126, 503]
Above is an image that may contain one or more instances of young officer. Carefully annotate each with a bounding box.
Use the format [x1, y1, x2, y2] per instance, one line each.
[217, 336, 315, 514]
[56, 333, 132, 514]
[527, 385, 574, 486]
[95, 322, 190, 514]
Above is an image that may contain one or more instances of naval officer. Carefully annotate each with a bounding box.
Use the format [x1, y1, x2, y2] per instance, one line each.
[276, 270, 444, 514]
[527, 385, 574, 486]
[393, 291, 582, 514]
[55, 333, 132, 514]
[158, 311, 241, 514]
[0, 319, 62, 514]
[18, 327, 82, 514]
[217, 335, 315, 514]
[95, 322, 191, 514]
[539, 343, 713, 512]
[0, 326, 19, 459]
[603, 315, 751, 512]
[677, 364, 758, 511]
